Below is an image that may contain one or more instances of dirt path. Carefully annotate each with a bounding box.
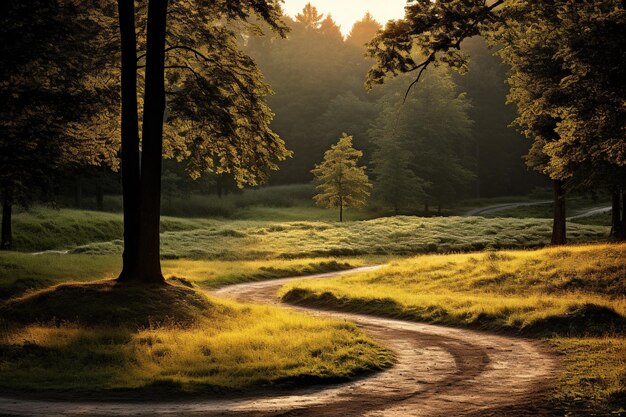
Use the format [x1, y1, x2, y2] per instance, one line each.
[0, 267, 558, 417]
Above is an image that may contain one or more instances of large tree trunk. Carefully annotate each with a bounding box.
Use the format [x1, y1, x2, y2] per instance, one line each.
[1, 200, 11, 251]
[551, 180, 566, 245]
[134, 0, 169, 283]
[117, 0, 142, 282]
[610, 188, 624, 240]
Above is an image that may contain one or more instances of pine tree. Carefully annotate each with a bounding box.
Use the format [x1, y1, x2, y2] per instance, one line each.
[312, 134, 371, 222]
[295, 3, 324, 30]
[346, 12, 381, 48]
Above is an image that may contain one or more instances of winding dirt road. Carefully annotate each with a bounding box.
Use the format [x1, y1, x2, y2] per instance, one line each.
[0, 266, 558, 417]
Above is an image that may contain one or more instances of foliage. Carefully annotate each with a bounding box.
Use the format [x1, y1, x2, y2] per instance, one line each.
[365, 0, 626, 200]
[369, 69, 475, 210]
[312, 134, 372, 221]
[0, 1, 117, 210]
[371, 134, 426, 215]
[158, 0, 292, 184]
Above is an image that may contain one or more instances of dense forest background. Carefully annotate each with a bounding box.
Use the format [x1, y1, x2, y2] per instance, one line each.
[49, 5, 547, 212]
[244, 8, 545, 196]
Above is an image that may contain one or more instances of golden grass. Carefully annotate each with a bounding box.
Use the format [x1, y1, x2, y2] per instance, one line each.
[0, 286, 392, 393]
[281, 244, 626, 334]
[280, 243, 626, 412]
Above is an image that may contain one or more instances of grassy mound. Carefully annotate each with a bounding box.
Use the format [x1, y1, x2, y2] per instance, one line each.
[281, 243, 626, 336]
[0, 281, 393, 395]
[279, 243, 626, 413]
[1, 280, 222, 328]
[0, 253, 365, 302]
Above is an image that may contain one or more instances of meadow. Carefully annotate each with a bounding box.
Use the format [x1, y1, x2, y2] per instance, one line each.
[0, 201, 620, 407]
[280, 243, 626, 413]
[11, 207, 609, 258]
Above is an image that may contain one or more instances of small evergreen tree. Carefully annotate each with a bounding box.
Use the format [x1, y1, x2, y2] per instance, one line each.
[312, 134, 371, 222]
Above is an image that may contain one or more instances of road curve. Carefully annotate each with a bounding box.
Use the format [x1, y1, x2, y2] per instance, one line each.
[0, 266, 558, 417]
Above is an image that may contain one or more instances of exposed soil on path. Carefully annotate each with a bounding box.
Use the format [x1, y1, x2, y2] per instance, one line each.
[0, 266, 558, 417]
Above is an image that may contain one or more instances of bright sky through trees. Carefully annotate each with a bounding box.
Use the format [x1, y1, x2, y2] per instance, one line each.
[282, 0, 406, 35]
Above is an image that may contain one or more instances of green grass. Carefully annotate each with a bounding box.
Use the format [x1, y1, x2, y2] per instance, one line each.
[0, 281, 392, 394]
[550, 337, 626, 413]
[280, 243, 626, 413]
[10, 208, 218, 252]
[71, 216, 609, 260]
[0, 252, 367, 301]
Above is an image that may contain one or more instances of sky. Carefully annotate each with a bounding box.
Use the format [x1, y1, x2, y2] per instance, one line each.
[282, 0, 407, 36]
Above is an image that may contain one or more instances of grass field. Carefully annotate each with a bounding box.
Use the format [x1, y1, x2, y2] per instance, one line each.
[0, 281, 392, 394]
[280, 243, 626, 412]
[0, 253, 368, 301]
[11, 204, 610, 255]
[66, 216, 609, 260]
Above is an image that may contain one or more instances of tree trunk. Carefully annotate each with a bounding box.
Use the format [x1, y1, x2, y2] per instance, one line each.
[339, 195, 343, 222]
[117, 0, 142, 282]
[551, 180, 566, 245]
[1, 200, 11, 251]
[610, 188, 624, 240]
[424, 201, 429, 216]
[96, 183, 104, 210]
[134, 0, 169, 284]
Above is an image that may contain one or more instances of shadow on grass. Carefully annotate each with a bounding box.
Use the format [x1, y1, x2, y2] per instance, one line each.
[0, 280, 226, 328]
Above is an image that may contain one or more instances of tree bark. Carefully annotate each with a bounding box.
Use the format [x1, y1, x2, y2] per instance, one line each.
[117, 0, 142, 282]
[339, 195, 343, 222]
[610, 188, 624, 240]
[1, 200, 12, 251]
[134, 0, 169, 283]
[551, 180, 566, 245]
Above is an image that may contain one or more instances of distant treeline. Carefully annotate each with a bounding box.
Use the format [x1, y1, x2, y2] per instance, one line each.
[244, 6, 545, 197]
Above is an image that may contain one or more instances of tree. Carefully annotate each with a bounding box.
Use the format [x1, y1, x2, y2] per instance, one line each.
[243, 8, 379, 184]
[346, 12, 381, 48]
[0, 1, 117, 250]
[371, 134, 426, 215]
[114, 0, 291, 283]
[295, 3, 325, 30]
[312, 134, 371, 222]
[365, 0, 626, 243]
[369, 70, 475, 213]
